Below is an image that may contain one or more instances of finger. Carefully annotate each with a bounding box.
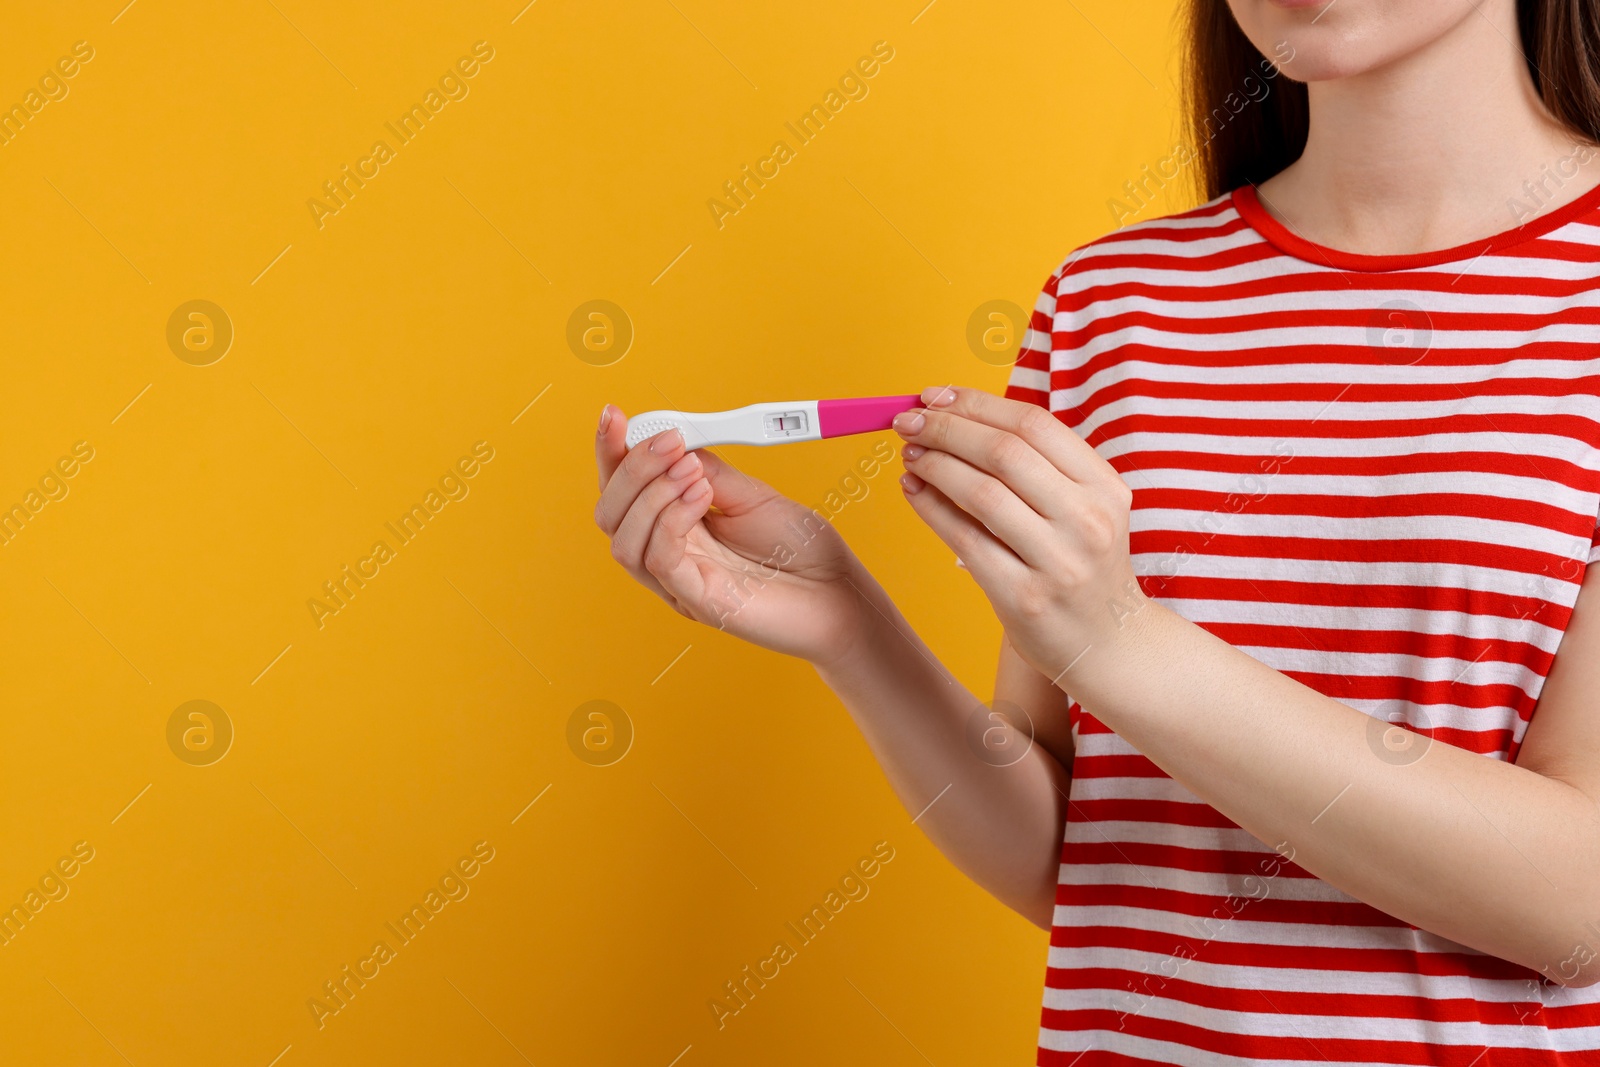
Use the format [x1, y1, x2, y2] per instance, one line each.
[695, 448, 781, 516]
[900, 442, 1053, 563]
[899, 470, 1027, 582]
[917, 384, 1122, 490]
[595, 425, 688, 535]
[892, 405, 1087, 520]
[611, 451, 705, 574]
[595, 403, 628, 492]
[641, 475, 716, 597]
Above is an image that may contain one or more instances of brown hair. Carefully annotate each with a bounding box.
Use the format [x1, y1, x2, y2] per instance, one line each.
[1180, 0, 1600, 202]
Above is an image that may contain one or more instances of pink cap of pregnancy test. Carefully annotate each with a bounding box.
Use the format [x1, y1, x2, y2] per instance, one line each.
[817, 395, 923, 439]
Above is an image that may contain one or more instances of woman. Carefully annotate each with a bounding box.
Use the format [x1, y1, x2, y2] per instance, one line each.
[594, 1, 1600, 1062]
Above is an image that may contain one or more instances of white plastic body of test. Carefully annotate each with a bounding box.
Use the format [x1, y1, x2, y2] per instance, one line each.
[623, 401, 821, 450]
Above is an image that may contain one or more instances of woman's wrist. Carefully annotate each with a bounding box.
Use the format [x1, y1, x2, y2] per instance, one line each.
[807, 557, 913, 682]
[1041, 592, 1181, 715]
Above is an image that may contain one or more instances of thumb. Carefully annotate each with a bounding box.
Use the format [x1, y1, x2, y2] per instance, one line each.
[696, 449, 781, 516]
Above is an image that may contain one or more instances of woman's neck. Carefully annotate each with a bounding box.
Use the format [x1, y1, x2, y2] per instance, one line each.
[1255, 2, 1600, 255]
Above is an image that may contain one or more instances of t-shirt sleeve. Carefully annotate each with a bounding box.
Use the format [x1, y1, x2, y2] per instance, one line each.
[1589, 520, 1600, 565]
[1002, 262, 1065, 409]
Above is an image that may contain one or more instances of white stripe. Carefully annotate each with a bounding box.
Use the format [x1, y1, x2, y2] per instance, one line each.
[1043, 941, 1539, 1000]
[1129, 550, 1580, 605]
[1129, 467, 1596, 518]
[1042, 987, 1572, 1048]
[1233, 643, 1543, 689]
[1072, 700, 1528, 758]
[1130, 507, 1582, 560]
[1152, 591, 1574, 652]
[1063, 819, 1273, 852]
[1040, 1025, 1600, 1066]
[1070, 709, 1527, 761]
[1066, 776, 1207, 804]
[1056, 351, 1600, 395]
[1038, 1028, 1347, 1067]
[1069, 285, 1600, 321]
[1070, 226, 1266, 265]
[1066, 319, 1600, 363]
[1049, 906, 1478, 955]
[1058, 262, 1600, 307]
[1008, 365, 1050, 393]
[1065, 243, 1600, 285]
[1095, 427, 1592, 466]
[1075, 278, 1600, 315]
[1065, 253, 1328, 292]
[1054, 854, 1347, 902]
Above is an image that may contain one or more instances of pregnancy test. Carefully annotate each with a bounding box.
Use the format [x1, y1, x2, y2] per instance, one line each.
[624, 395, 922, 450]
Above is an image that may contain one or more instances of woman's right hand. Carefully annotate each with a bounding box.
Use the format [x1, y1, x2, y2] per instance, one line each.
[593, 404, 872, 666]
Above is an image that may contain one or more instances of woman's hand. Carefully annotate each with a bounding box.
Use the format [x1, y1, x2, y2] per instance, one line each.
[594, 404, 869, 666]
[893, 386, 1148, 680]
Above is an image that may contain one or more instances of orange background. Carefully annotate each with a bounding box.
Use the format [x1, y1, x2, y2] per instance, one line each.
[0, 1, 1186, 1063]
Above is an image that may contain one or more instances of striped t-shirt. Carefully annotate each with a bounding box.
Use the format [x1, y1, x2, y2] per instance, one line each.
[1004, 181, 1600, 1065]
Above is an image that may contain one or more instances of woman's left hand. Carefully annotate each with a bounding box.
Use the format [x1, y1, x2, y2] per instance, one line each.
[893, 385, 1150, 682]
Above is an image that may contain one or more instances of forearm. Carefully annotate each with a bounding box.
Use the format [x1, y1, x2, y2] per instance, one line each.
[812, 561, 1069, 926]
[1068, 599, 1600, 984]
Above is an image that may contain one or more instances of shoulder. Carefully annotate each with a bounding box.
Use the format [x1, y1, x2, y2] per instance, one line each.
[1039, 190, 1255, 303]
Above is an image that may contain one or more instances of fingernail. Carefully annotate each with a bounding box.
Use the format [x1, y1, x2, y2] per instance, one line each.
[900, 472, 924, 494]
[902, 443, 926, 461]
[649, 428, 684, 455]
[893, 411, 926, 435]
[921, 386, 957, 406]
[685, 478, 712, 502]
[598, 405, 614, 433]
[667, 452, 701, 480]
